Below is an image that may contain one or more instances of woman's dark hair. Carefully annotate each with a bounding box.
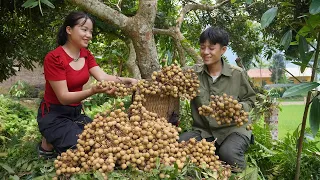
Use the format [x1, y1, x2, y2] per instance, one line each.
[199, 26, 229, 46]
[57, 11, 95, 46]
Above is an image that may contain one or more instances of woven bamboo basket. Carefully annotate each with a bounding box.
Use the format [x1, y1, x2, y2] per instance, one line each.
[132, 93, 180, 125]
[143, 94, 179, 119]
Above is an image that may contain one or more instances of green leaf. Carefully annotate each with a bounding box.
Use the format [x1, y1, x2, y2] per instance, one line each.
[291, 61, 308, 67]
[261, 7, 278, 29]
[40, 0, 55, 8]
[282, 82, 320, 97]
[309, 96, 320, 136]
[93, 171, 104, 180]
[307, 14, 320, 28]
[246, 0, 253, 4]
[22, 0, 38, 8]
[300, 51, 314, 72]
[280, 2, 295, 7]
[9, 175, 19, 180]
[310, 0, 320, 15]
[231, 0, 237, 3]
[299, 35, 308, 53]
[0, 163, 15, 174]
[167, 50, 173, 65]
[280, 30, 292, 50]
[290, 41, 298, 45]
[298, 35, 311, 71]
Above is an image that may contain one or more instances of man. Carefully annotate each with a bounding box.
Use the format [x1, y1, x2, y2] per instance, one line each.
[179, 26, 256, 171]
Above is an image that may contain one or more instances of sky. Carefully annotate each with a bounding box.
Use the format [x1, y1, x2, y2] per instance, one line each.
[224, 48, 237, 65]
[224, 48, 299, 68]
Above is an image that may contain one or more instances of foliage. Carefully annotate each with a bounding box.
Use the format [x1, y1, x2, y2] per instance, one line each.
[68, 158, 229, 180]
[179, 100, 193, 133]
[258, 0, 320, 139]
[83, 93, 112, 111]
[0, 0, 70, 82]
[282, 82, 320, 98]
[251, 90, 281, 122]
[3, 0, 269, 82]
[0, 95, 40, 147]
[247, 121, 320, 180]
[178, 1, 265, 69]
[84, 96, 132, 119]
[309, 95, 320, 137]
[269, 54, 286, 84]
[8, 80, 38, 99]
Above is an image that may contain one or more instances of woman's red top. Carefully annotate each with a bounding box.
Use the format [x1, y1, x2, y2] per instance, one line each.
[43, 46, 98, 106]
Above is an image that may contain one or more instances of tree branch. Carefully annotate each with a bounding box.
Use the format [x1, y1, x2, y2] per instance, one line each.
[173, 39, 186, 67]
[68, 0, 129, 29]
[125, 39, 141, 79]
[282, 68, 302, 83]
[176, 0, 229, 28]
[137, 0, 157, 24]
[153, 28, 175, 36]
[180, 35, 203, 64]
[116, 0, 122, 12]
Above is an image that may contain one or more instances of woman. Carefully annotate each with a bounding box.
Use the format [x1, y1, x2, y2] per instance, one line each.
[37, 11, 137, 158]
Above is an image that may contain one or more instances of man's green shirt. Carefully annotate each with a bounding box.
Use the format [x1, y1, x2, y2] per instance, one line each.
[191, 61, 256, 144]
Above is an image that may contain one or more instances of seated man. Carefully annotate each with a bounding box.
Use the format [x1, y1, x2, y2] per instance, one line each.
[179, 26, 256, 171]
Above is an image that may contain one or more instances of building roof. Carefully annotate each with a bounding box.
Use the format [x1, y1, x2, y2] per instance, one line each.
[247, 68, 312, 78]
[247, 69, 272, 78]
[285, 67, 312, 77]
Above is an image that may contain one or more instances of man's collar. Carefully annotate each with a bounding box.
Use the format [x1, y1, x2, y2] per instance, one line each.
[202, 59, 232, 77]
[221, 60, 232, 77]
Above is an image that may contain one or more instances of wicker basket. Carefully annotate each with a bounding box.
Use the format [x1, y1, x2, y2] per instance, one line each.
[132, 93, 180, 125]
[143, 94, 179, 118]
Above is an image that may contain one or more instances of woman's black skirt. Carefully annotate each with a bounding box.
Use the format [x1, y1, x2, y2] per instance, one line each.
[37, 100, 92, 153]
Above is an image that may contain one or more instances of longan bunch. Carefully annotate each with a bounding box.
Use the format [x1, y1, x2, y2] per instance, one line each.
[149, 64, 200, 100]
[95, 80, 137, 97]
[54, 105, 132, 178]
[54, 93, 231, 179]
[94, 64, 200, 101]
[246, 124, 254, 131]
[198, 93, 249, 127]
[177, 138, 232, 177]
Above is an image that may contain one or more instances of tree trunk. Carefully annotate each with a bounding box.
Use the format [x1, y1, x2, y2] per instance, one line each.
[124, 16, 160, 79]
[126, 39, 141, 79]
[69, 0, 160, 79]
[123, 0, 161, 79]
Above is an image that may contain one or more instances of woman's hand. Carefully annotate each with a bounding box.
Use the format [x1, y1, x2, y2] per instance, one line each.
[91, 84, 116, 95]
[123, 77, 138, 85]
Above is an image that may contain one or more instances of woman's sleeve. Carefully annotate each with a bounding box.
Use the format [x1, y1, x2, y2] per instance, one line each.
[86, 50, 99, 69]
[44, 53, 66, 81]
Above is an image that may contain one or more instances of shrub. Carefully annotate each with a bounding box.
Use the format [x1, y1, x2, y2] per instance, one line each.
[8, 81, 38, 98]
[247, 121, 320, 180]
[0, 95, 40, 147]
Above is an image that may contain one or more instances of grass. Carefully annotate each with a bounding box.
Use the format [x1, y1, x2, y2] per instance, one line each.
[278, 104, 306, 139]
[278, 104, 320, 149]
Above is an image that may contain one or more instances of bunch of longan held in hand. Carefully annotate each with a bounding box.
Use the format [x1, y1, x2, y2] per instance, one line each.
[53, 94, 231, 179]
[95, 80, 137, 97]
[198, 93, 249, 127]
[94, 64, 200, 100]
